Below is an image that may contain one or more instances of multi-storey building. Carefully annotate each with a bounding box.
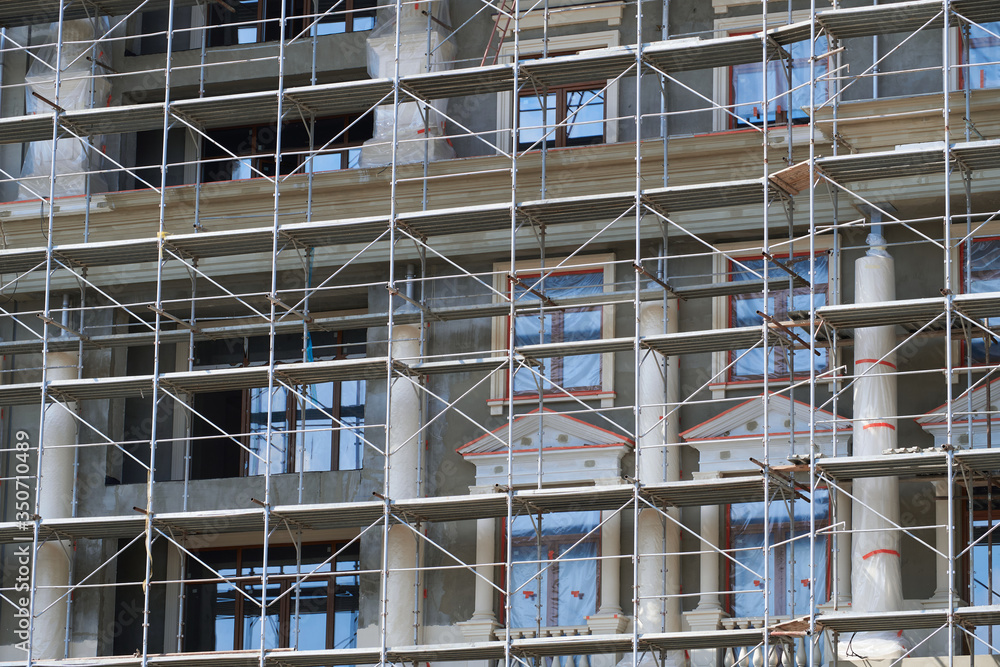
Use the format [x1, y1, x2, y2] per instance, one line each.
[1, 2, 1000, 667]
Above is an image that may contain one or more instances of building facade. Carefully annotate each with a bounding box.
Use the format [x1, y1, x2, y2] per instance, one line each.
[0, 1, 999, 667]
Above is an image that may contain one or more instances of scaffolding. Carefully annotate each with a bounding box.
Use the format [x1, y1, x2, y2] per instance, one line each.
[1, 1, 1000, 666]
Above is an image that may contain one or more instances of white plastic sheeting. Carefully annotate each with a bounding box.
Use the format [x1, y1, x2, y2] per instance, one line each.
[19, 19, 112, 201]
[359, 2, 455, 167]
[841, 234, 907, 659]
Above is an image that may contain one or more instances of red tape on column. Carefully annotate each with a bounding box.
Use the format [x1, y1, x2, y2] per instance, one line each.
[862, 422, 896, 430]
[862, 549, 900, 560]
[855, 359, 897, 369]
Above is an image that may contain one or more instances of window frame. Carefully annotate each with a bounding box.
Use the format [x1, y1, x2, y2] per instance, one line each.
[724, 492, 832, 619]
[206, 0, 376, 47]
[959, 234, 1000, 366]
[496, 31, 619, 154]
[200, 113, 373, 183]
[958, 21, 1000, 91]
[489, 254, 616, 415]
[710, 238, 837, 396]
[725, 250, 830, 383]
[516, 71, 607, 151]
[188, 330, 367, 478]
[712, 12, 831, 133]
[182, 540, 360, 651]
[500, 512, 603, 630]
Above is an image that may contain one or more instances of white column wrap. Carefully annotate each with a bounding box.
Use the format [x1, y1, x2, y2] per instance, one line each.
[846, 242, 905, 658]
[386, 524, 417, 646]
[472, 517, 497, 621]
[636, 301, 675, 636]
[35, 350, 78, 659]
[388, 324, 421, 500]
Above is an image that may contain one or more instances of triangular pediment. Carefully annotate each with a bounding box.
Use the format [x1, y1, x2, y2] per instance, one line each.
[458, 408, 633, 456]
[917, 377, 1000, 426]
[680, 393, 849, 442]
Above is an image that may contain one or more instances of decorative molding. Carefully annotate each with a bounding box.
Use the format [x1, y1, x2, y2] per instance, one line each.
[510, 2, 624, 31]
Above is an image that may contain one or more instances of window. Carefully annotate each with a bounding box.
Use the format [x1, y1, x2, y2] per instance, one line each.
[508, 511, 600, 628]
[184, 542, 359, 651]
[731, 37, 829, 128]
[966, 492, 1000, 654]
[511, 270, 603, 396]
[963, 237, 1000, 363]
[961, 21, 1000, 90]
[202, 114, 373, 183]
[207, 0, 376, 47]
[190, 330, 366, 478]
[496, 31, 619, 154]
[727, 490, 830, 617]
[517, 82, 605, 151]
[728, 253, 829, 382]
[490, 255, 615, 413]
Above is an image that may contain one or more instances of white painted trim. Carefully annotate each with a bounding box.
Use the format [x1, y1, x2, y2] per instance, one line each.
[496, 30, 620, 154]
[490, 253, 616, 415]
[508, 2, 624, 31]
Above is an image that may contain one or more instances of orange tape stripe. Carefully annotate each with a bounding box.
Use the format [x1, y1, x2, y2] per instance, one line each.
[855, 358, 897, 369]
[863, 549, 900, 560]
[863, 422, 895, 430]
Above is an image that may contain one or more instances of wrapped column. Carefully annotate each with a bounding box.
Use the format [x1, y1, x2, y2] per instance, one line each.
[19, 20, 111, 200]
[360, 2, 455, 167]
[842, 234, 905, 658]
[34, 348, 78, 658]
[384, 322, 421, 646]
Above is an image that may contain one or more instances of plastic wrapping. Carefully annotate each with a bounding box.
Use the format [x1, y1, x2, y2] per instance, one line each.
[840, 236, 907, 659]
[509, 511, 599, 628]
[19, 19, 111, 201]
[731, 255, 829, 379]
[729, 491, 829, 618]
[359, 2, 455, 167]
[512, 271, 602, 394]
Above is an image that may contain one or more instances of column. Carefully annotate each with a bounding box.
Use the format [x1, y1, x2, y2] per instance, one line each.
[843, 234, 904, 659]
[685, 472, 725, 667]
[385, 322, 421, 647]
[34, 349, 78, 659]
[835, 486, 852, 607]
[636, 301, 666, 637]
[588, 506, 626, 634]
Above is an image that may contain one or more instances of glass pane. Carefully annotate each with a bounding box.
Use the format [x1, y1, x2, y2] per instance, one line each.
[300, 383, 334, 472]
[565, 88, 604, 146]
[969, 22, 1000, 90]
[729, 255, 829, 380]
[518, 92, 556, 150]
[512, 272, 603, 395]
[289, 579, 328, 650]
[242, 582, 281, 649]
[971, 520, 1000, 653]
[733, 38, 828, 125]
[338, 379, 365, 471]
[248, 386, 290, 475]
[307, 152, 344, 173]
[969, 239, 1000, 362]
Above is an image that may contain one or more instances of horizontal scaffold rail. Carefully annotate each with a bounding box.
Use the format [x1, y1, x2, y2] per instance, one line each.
[0, 324, 808, 403]
[0, 179, 777, 276]
[816, 292, 1000, 331]
[0, 1, 998, 142]
[0, 476, 795, 544]
[0, 280, 800, 357]
[816, 448, 1000, 480]
[0, 629, 769, 667]
[6, 608, 1000, 666]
